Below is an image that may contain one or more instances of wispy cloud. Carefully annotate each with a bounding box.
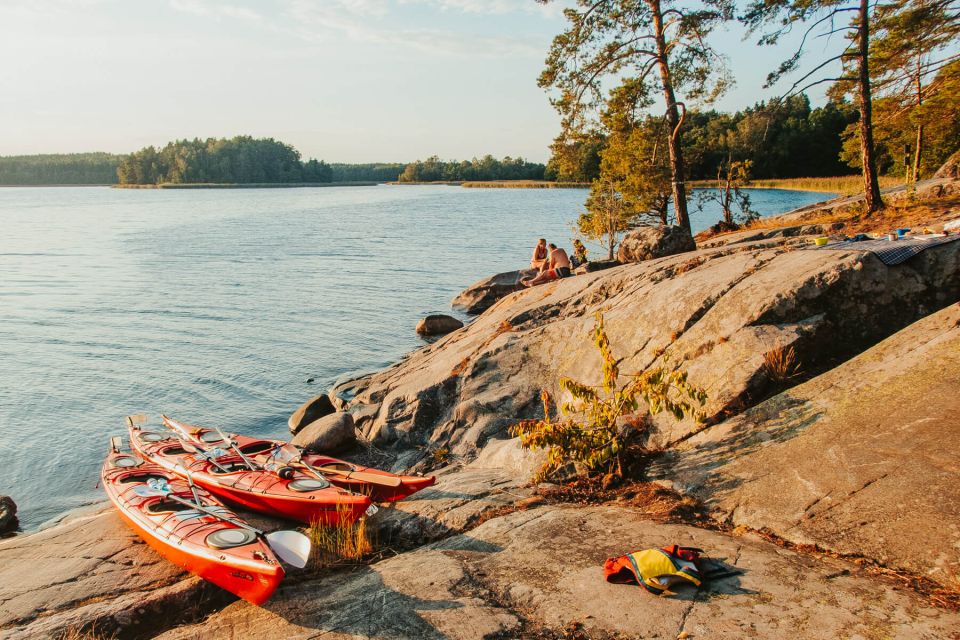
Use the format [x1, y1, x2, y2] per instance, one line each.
[279, 0, 546, 57]
[169, 0, 262, 22]
[403, 0, 561, 16]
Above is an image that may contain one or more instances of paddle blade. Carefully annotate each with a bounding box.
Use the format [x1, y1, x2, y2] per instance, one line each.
[265, 530, 311, 568]
[162, 415, 193, 440]
[126, 414, 147, 427]
[133, 484, 164, 498]
[318, 467, 402, 487]
[175, 437, 200, 454]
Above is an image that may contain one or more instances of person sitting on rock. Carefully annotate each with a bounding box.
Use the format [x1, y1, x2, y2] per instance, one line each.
[571, 239, 588, 268]
[530, 238, 548, 270]
[522, 243, 572, 286]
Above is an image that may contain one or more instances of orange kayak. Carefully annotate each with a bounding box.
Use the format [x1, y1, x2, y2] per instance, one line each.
[128, 421, 373, 525]
[101, 438, 284, 605]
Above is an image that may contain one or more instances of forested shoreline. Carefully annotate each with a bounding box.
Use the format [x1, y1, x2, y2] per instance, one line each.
[0, 153, 123, 185]
[2, 68, 956, 188]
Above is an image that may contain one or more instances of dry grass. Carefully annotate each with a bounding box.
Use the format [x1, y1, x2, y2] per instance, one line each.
[59, 627, 116, 640]
[428, 445, 450, 466]
[308, 503, 373, 569]
[698, 175, 901, 195]
[761, 345, 802, 383]
[461, 180, 590, 189]
[540, 478, 712, 525]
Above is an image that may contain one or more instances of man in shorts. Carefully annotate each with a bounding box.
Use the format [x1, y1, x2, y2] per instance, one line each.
[522, 243, 572, 287]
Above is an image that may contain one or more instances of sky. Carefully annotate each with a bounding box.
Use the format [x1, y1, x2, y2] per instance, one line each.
[0, 0, 847, 163]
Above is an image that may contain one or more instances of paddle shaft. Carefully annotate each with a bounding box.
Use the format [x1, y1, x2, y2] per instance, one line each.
[213, 425, 260, 471]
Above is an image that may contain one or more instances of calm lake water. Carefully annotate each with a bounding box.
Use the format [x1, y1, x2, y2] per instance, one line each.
[0, 185, 834, 529]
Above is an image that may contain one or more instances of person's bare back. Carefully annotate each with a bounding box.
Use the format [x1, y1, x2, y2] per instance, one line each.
[522, 243, 573, 287]
[549, 246, 571, 270]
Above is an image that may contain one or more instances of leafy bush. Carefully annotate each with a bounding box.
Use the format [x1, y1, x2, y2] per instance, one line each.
[511, 312, 707, 481]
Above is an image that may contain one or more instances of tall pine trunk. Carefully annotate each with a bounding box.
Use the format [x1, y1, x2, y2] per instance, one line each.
[650, 0, 691, 234]
[857, 0, 884, 211]
[913, 55, 924, 181]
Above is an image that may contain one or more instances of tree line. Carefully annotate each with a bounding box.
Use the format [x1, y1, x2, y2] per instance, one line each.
[115, 137, 332, 185]
[547, 94, 859, 183]
[0, 153, 123, 185]
[396, 155, 547, 182]
[539, 0, 959, 256]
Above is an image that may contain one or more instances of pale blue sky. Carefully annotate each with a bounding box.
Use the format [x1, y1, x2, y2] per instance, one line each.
[0, 0, 845, 162]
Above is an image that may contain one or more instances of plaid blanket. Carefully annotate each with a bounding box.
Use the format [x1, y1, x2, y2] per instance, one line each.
[814, 234, 960, 266]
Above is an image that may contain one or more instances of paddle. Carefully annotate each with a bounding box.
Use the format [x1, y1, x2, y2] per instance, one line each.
[210, 424, 260, 472]
[126, 414, 147, 428]
[133, 478, 311, 568]
[174, 437, 233, 474]
[272, 443, 402, 488]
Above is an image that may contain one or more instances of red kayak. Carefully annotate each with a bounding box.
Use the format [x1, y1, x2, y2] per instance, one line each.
[128, 420, 374, 525]
[157, 416, 436, 503]
[101, 438, 284, 605]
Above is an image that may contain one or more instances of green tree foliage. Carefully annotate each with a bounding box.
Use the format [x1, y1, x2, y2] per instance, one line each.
[840, 60, 960, 176]
[116, 136, 332, 185]
[578, 179, 641, 259]
[0, 153, 123, 185]
[511, 312, 707, 481]
[547, 95, 858, 181]
[742, 0, 885, 212]
[684, 96, 858, 179]
[329, 163, 406, 182]
[594, 81, 673, 228]
[695, 158, 758, 226]
[835, 1, 960, 181]
[397, 155, 546, 182]
[539, 0, 735, 235]
[544, 130, 604, 182]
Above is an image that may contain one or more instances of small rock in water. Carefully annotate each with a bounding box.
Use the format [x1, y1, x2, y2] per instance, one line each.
[416, 314, 464, 336]
[0, 495, 19, 535]
[306, 377, 315, 384]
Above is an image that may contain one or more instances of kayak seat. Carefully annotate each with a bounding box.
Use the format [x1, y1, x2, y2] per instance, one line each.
[239, 441, 273, 455]
[147, 500, 195, 514]
[209, 462, 249, 474]
[119, 473, 168, 485]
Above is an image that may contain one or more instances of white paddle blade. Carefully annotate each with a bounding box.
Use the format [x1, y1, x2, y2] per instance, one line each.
[132, 484, 165, 498]
[162, 415, 193, 440]
[126, 414, 147, 427]
[265, 530, 311, 568]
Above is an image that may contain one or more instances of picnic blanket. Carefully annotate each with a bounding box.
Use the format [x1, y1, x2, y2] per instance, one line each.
[814, 234, 960, 266]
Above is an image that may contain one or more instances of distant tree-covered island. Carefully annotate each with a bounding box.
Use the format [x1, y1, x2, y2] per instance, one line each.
[116, 136, 333, 185]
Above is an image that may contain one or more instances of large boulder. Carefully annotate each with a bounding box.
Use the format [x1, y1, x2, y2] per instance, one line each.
[415, 314, 464, 336]
[617, 224, 696, 262]
[934, 148, 960, 179]
[451, 269, 536, 314]
[333, 236, 960, 460]
[291, 411, 357, 453]
[0, 495, 17, 535]
[288, 393, 336, 435]
[655, 302, 960, 580]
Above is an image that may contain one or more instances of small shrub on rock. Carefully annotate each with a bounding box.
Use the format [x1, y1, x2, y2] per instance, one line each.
[511, 312, 707, 481]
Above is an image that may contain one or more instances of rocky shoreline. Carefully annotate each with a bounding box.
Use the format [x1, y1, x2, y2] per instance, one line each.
[3, 177, 960, 639]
